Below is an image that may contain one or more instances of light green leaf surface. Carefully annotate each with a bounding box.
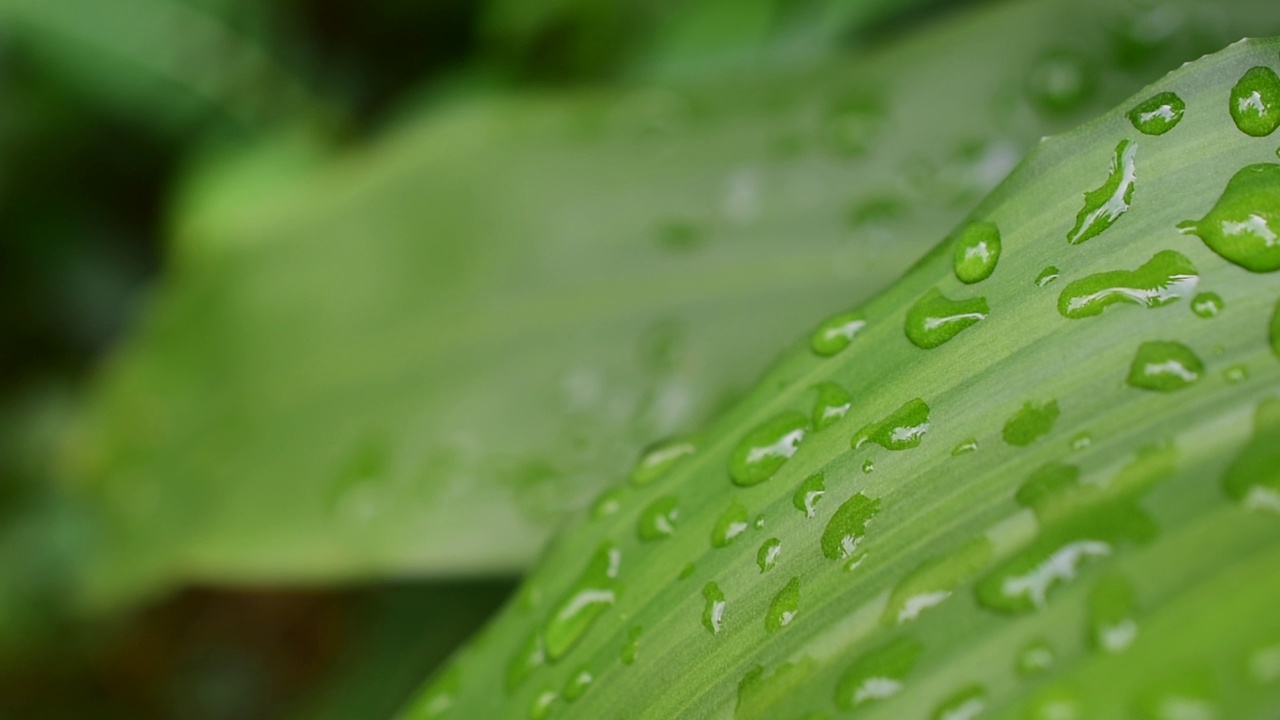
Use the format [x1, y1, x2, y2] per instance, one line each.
[398, 33, 1280, 720]
[64, 0, 1280, 609]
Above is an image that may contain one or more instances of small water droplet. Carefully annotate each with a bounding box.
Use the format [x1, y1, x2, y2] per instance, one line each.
[810, 310, 867, 356]
[834, 636, 923, 709]
[1036, 266, 1061, 287]
[1126, 341, 1203, 392]
[563, 667, 593, 703]
[1058, 250, 1198, 318]
[883, 539, 993, 625]
[1070, 432, 1092, 451]
[1225, 364, 1248, 383]
[1190, 292, 1223, 318]
[1017, 638, 1056, 675]
[630, 439, 697, 486]
[507, 633, 546, 691]
[702, 582, 727, 635]
[1178, 164, 1280, 272]
[821, 493, 881, 560]
[812, 382, 853, 431]
[414, 665, 460, 718]
[590, 487, 623, 520]
[1026, 685, 1082, 720]
[637, 495, 680, 541]
[1067, 139, 1138, 245]
[730, 412, 809, 486]
[793, 473, 825, 518]
[1027, 50, 1096, 115]
[678, 562, 695, 580]
[952, 439, 979, 456]
[905, 289, 989, 349]
[953, 221, 1002, 284]
[1222, 398, 1280, 514]
[1230, 66, 1280, 136]
[753, 514, 765, 529]
[544, 542, 622, 660]
[765, 577, 801, 632]
[529, 688, 557, 720]
[1087, 575, 1138, 653]
[1126, 91, 1185, 135]
[1003, 400, 1060, 447]
[758, 538, 782, 573]
[862, 459, 875, 474]
[932, 685, 987, 720]
[712, 501, 751, 548]
[620, 626, 641, 665]
[853, 398, 931, 450]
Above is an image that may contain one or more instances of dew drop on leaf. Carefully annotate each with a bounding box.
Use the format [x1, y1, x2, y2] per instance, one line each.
[931, 684, 987, 720]
[1017, 638, 1056, 675]
[765, 577, 800, 632]
[1190, 292, 1224, 318]
[637, 495, 680, 541]
[1003, 400, 1060, 446]
[413, 665, 460, 719]
[730, 412, 809, 486]
[1070, 432, 1092, 451]
[758, 538, 782, 573]
[810, 310, 868, 356]
[821, 492, 881, 560]
[1126, 341, 1204, 392]
[812, 382, 853, 431]
[678, 562, 695, 580]
[1087, 575, 1139, 654]
[543, 542, 622, 660]
[1036, 266, 1061, 287]
[1222, 398, 1280, 514]
[630, 438, 697, 486]
[1229, 66, 1280, 137]
[507, 633, 547, 692]
[905, 289, 989, 349]
[1177, 164, 1280, 272]
[712, 501, 751, 548]
[1225, 364, 1249, 383]
[862, 459, 875, 474]
[1025, 685, 1082, 720]
[528, 688, 557, 720]
[853, 398, 932, 450]
[562, 667, 593, 703]
[882, 538, 993, 625]
[1026, 50, 1096, 115]
[952, 221, 1002, 284]
[1126, 91, 1185, 135]
[952, 438, 979, 456]
[702, 582, 727, 635]
[793, 473, 825, 518]
[620, 625, 641, 665]
[834, 636, 923, 710]
[1057, 250, 1198, 318]
[1067, 139, 1137, 245]
[590, 486, 623, 520]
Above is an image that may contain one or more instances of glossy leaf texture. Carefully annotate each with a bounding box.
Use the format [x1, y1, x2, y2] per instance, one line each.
[397, 35, 1280, 720]
[58, 0, 1280, 611]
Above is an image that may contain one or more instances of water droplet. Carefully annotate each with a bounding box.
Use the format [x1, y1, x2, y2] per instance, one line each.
[834, 636, 923, 709]
[812, 382, 853, 431]
[932, 685, 987, 720]
[1027, 50, 1096, 115]
[730, 412, 809, 486]
[590, 487, 623, 519]
[953, 221, 1002, 284]
[1126, 341, 1203, 392]
[712, 501, 751, 548]
[1126, 92, 1185, 135]
[1225, 364, 1248, 383]
[1177, 164, 1280, 272]
[563, 667, 593, 703]
[905, 289, 989, 349]
[1230, 66, 1280, 136]
[1067, 139, 1138, 245]
[1025, 685, 1082, 720]
[630, 439, 697, 486]
[884, 539, 993, 624]
[620, 626, 641, 665]
[757, 538, 782, 573]
[821, 493, 881, 560]
[414, 665, 460, 718]
[656, 219, 706, 252]
[735, 660, 817, 720]
[793, 473, 825, 518]
[952, 439, 979, 456]
[765, 577, 800, 632]
[507, 633, 546, 691]
[544, 542, 622, 660]
[1087, 575, 1138, 653]
[637, 495, 680, 541]
[1036, 266, 1061, 287]
[529, 688, 557, 720]
[1222, 398, 1280, 514]
[702, 582, 726, 635]
[1070, 432, 1092, 451]
[853, 398, 932, 450]
[753, 514, 765, 530]
[1135, 677, 1218, 720]
[862, 459, 875, 474]
[810, 310, 867, 356]
[1190, 292, 1223, 318]
[1003, 400, 1059, 447]
[678, 562, 695, 580]
[1058, 250, 1198, 318]
[1017, 638, 1055, 675]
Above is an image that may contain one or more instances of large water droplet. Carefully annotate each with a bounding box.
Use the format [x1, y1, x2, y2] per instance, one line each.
[1230, 66, 1280, 137]
[821, 493, 881, 560]
[702, 582, 727, 635]
[812, 382, 853, 431]
[563, 667, 593, 703]
[834, 636, 923, 710]
[1058, 250, 1198, 318]
[1026, 50, 1096, 115]
[730, 412, 809, 486]
[1126, 341, 1203, 392]
[1067, 139, 1138, 245]
[953, 221, 1002, 284]
[637, 495, 680, 541]
[1190, 292, 1223, 318]
[620, 625, 642, 665]
[765, 577, 800, 632]
[712, 501, 751, 548]
[1222, 398, 1280, 514]
[1087, 575, 1138, 654]
[1127, 91, 1185, 135]
[1003, 400, 1059, 447]
[544, 542, 622, 660]
[905, 289, 989, 349]
[853, 398, 931, 450]
[1178, 164, 1280, 272]
[810, 310, 868, 356]
[883, 539, 993, 625]
[793, 473, 825, 518]
[758, 538, 782, 573]
[630, 439, 697, 486]
[1017, 638, 1055, 675]
[1036, 266, 1061, 287]
[932, 685, 987, 720]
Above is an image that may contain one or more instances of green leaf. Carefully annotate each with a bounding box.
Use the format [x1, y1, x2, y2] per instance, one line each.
[397, 34, 1280, 720]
